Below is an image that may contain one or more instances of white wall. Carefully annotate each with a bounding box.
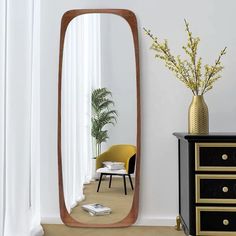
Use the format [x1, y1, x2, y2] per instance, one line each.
[40, 0, 236, 225]
[100, 14, 136, 150]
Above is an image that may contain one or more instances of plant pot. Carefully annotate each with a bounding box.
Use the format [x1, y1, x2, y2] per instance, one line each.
[188, 95, 209, 134]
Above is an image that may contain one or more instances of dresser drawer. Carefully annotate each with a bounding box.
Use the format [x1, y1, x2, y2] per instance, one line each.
[195, 143, 236, 171]
[196, 207, 236, 235]
[196, 175, 236, 203]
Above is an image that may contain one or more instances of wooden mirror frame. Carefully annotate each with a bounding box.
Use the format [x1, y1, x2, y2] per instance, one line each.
[57, 9, 141, 228]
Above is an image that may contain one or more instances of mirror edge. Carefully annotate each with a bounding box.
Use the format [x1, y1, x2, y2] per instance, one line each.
[57, 8, 141, 228]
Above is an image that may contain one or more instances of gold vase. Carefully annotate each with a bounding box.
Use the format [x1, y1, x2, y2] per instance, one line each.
[188, 95, 209, 134]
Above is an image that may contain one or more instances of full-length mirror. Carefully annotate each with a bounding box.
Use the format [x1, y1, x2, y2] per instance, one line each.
[58, 9, 140, 227]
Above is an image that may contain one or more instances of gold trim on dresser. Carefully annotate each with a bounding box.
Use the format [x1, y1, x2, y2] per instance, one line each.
[196, 207, 236, 236]
[195, 143, 236, 171]
[175, 215, 181, 231]
[196, 174, 236, 204]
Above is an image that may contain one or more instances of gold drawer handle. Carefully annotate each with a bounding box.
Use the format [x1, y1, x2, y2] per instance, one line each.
[223, 219, 229, 226]
[222, 154, 228, 160]
[222, 186, 229, 193]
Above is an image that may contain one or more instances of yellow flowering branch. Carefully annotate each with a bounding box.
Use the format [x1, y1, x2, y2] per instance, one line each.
[144, 20, 227, 95]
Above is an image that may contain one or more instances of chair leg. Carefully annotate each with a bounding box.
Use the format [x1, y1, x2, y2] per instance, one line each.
[128, 174, 134, 190]
[109, 175, 112, 188]
[123, 175, 127, 195]
[97, 173, 103, 192]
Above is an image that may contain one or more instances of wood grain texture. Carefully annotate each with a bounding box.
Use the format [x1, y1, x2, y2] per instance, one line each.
[57, 9, 141, 228]
[43, 225, 185, 236]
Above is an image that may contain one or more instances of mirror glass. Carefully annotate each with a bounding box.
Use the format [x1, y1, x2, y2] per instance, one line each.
[61, 13, 137, 224]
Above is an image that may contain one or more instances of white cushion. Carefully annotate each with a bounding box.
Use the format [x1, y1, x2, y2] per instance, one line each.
[96, 167, 127, 175]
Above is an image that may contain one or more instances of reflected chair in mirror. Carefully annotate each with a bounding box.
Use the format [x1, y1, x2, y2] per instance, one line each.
[96, 144, 136, 195]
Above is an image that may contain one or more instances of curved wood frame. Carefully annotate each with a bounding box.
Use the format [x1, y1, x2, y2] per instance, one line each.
[57, 9, 141, 228]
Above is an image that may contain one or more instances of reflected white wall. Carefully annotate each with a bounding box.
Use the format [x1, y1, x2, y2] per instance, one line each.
[100, 14, 136, 151]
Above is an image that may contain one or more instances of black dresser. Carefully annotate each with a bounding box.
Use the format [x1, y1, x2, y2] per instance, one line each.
[174, 133, 236, 236]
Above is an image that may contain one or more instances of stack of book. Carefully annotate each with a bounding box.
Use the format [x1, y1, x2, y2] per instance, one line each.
[103, 161, 125, 170]
[82, 203, 112, 216]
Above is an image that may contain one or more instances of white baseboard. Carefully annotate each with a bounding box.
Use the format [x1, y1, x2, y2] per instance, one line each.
[41, 216, 63, 224]
[135, 216, 176, 226]
[41, 215, 176, 226]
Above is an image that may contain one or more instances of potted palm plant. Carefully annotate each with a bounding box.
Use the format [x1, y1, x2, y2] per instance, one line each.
[91, 88, 118, 158]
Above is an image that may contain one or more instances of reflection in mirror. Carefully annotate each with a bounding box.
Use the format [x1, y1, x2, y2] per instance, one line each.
[61, 13, 137, 225]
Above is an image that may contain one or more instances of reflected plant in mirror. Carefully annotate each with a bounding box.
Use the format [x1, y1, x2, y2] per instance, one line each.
[91, 88, 118, 158]
[58, 9, 140, 228]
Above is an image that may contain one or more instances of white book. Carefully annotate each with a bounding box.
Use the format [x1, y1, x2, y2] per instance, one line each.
[82, 203, 112, 216]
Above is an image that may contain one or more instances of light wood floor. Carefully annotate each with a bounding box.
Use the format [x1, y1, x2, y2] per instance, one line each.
[43, 225, 185, 236]
[44, 178, 186, 235]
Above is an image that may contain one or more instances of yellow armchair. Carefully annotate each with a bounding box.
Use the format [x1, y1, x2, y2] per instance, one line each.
[96, 144, 136, 195]
[96, 144, 136, 172]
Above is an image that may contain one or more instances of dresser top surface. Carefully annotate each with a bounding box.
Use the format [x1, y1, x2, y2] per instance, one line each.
[173, 132, 236, 141]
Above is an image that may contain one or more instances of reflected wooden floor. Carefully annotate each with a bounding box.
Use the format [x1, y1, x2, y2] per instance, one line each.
[70, 177, 134, 224]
